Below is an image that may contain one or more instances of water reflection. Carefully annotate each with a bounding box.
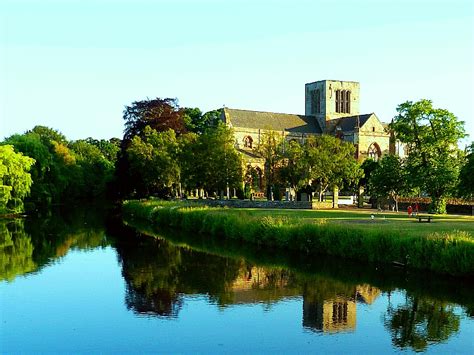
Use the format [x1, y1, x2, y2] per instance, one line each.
[1, 209, 472, 353]
[0, 205, 110, 282]
[115, 222, 472, 352]
[384, 295, 461, 351]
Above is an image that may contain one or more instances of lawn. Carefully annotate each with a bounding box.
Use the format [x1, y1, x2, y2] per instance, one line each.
[235, 208, 474, 238]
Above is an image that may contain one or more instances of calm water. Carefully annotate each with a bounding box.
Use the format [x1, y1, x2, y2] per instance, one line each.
[1, 206, 473, 353]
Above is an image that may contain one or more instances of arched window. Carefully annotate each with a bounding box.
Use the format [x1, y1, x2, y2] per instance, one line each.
[244, 136, 253, 149]
[367, 142, 381, 161]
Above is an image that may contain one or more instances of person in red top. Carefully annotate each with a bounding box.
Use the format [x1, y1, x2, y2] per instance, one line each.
[414, 203, 419, 215]
[407, 205, 413, 217]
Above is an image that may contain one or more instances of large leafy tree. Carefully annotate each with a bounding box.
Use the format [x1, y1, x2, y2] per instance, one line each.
[303, 135, 362, 201]
[123, 98, 187, 141]
[115, 98, 188, 198]
[182, 124, 243, 197]
[126, 127, 181, 197]
[0, 145, 35, 213]
[369, 155, 407, 211]
[459, 142, 474, 199]
[390, 100, 465, 213]
[69, 140, 116, 198]
[4, 127, 78, 205]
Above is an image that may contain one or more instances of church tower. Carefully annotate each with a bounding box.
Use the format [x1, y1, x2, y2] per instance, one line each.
[305, 80, 360, 130]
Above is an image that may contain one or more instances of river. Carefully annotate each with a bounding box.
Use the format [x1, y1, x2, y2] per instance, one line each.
[1, 206, 473, 353]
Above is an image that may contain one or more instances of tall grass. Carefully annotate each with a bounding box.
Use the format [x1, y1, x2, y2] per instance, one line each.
[122, 200, 474, 277]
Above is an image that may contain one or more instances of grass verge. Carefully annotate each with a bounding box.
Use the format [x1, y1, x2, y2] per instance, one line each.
[122, 199, 474, 277]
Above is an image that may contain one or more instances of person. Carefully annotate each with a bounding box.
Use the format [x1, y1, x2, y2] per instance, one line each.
[414, 203, 419, 216]
[407, 205, 413, 217]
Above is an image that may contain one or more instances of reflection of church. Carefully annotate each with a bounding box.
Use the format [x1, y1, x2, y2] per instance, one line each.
[303, 284, 381, 333]
[222, 80, 401, 170]
[227, 267, 381, 333]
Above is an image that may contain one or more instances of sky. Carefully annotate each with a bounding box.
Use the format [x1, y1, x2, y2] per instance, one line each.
[1, 0, 473, 146]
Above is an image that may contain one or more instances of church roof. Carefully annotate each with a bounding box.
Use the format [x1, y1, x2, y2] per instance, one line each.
[327, 113, 375, 133]
[223, 108, 322, 134]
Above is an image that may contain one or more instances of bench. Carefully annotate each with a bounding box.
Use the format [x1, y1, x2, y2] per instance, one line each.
[252, 192, 265, 199]
[418, 216, 432, 223]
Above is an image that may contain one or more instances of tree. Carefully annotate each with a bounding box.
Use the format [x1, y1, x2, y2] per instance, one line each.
[123, 98, 187, 141]
[69, 140, 115, 198]
[369, 155, 407, 211]
[183, 108, 223, 134]
[255, 131, 285, 199]
[0, 145, 35, 213]
[303, 135, 362, 201]
[279, 140, 306, 192]
[183, 124, 243, 197]
[126, 127, 181, 197]
[390, 100, 466, 213]
[459, 142, 474, 199]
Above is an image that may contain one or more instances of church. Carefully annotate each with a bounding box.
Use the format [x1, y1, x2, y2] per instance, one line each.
[221, 80, 398, 168]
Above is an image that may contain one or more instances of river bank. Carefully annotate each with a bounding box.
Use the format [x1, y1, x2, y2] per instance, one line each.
[122, 199, 474, 277]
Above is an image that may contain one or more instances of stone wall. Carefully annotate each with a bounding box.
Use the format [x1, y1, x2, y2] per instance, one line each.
[187, 199, 333, 210]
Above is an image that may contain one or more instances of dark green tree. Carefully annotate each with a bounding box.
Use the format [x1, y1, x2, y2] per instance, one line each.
[126, 127, 181, 197]
[303, 135, 362, 201]
[390, 100, 466, 213]
[369, 155, 408, 211]
[459, 142, 474, 199]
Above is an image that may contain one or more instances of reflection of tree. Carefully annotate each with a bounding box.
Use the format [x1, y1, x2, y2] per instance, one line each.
[0, 219, 36, 281]
[0, 205, 110, 282]
[115, 231, 244, 317]
[384, 294, 460, 351]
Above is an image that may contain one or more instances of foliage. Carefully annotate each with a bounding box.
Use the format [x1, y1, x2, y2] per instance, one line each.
[279, 139, 306, 190]
[181, 123, 243, 195]
[303, 135, 362, 200]
[3, 126, 116, 206]
[391, 100, 466, 213]
[459, 142, 474, 199]
[183, 108, 222, 134]
[123, 97, 187, 141]
[369, 155, 408, 211]
[126, 127, 181, 197]
[255, 131, 285, 198]
[0, 145, 35, 213]
[84, 137, 120, 163]
[359, 158, 379, 191]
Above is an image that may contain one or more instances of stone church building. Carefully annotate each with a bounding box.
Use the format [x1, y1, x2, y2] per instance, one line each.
[222, 80, 395, 168]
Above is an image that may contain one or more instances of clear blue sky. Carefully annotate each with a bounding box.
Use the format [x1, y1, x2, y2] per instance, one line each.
[1, 0, 473, 145]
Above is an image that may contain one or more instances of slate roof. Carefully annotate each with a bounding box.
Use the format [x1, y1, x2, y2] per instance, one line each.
[326, 113, 376, 133]
[224, 108, 322, 134]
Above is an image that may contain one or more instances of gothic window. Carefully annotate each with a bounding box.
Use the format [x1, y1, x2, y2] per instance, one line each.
[335, 90, 351, 113]
[244, 136, 253, 149]
[367, 142, 381, 161]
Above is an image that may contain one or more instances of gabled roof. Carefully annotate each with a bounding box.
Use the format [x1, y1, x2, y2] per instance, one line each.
[327, 113, 377, 133]
[223, 108, 322, 134]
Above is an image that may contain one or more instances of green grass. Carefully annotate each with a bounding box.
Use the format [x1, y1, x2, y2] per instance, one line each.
[122, 199, 474, 277]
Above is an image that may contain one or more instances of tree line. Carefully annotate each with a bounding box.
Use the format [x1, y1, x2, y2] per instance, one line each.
[1, 97, 473, 214]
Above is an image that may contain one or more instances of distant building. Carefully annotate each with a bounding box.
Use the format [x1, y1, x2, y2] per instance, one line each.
[222, 80, 395, 168]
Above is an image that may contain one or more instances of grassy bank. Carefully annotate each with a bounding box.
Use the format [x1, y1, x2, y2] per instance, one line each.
[122, 199, 474, 277]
